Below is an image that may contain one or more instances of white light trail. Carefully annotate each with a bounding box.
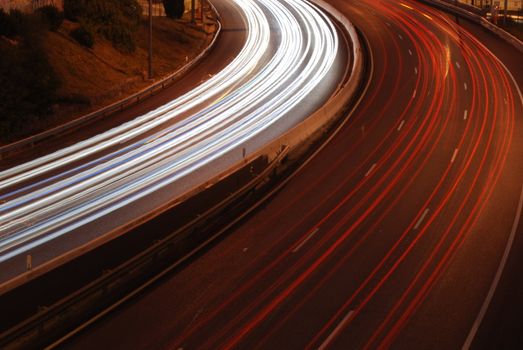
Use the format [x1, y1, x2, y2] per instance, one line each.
[0, 0, 340, 261]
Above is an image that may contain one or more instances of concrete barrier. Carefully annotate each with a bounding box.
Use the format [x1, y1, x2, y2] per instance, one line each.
[418, 0, 523, 53]
[0, 0, 364, 296]
[0, 3, 366, 346]
[237, 0, 363, 166]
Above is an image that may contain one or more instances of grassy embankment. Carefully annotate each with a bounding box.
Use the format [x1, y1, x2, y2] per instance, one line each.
[0, 3, 212, 144]
[44, 18, 211, 132]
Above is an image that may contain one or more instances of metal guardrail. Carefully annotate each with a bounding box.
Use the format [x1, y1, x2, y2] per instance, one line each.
[445, 0, 486, 16]
[0, 147, 288, 349]
[0, 1, 365, 347]
[236, 0, 364, 167]
[418, 0, 523, 53]
[0, 0, 361, 297]
[0, 8, 222, 160]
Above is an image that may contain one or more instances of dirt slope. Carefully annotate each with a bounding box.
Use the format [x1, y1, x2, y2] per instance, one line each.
[41, 17, 212, 129]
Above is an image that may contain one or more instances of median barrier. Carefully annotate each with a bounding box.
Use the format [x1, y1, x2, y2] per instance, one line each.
[0, 0, 364, 300]
[235, 0, 363, 169]
[0, 151, 285, 349]
[418, 0, 523, 53]
[0, 2, 366, 347]
[0, 0, 364, 297]
[0, 7, 222, 160]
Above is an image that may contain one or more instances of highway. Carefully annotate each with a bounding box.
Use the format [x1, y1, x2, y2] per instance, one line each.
[63, 0, 523, 349]
[0, 0, 347, 285]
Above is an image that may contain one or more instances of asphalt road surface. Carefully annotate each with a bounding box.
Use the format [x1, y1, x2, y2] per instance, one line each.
[0, 2, 245, 170]
[64, 0, 523, 349]
[0, 0, 347, 287]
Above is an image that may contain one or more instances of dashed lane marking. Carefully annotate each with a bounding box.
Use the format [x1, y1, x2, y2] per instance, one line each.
[451, 148, 459, 163]
[318, 310, 354, 350]
[365, 163, 377, 177]
[414, 208, 430, 230]
[292, 228, 320, 253]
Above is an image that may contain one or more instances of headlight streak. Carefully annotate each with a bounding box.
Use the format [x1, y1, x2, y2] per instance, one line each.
[0, 0, 340, 262]
[0, 0, 270, 189]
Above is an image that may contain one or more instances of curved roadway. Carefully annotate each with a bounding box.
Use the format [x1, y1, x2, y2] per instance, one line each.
[65, 0, 523, 349]
[0, 0, 347, 285]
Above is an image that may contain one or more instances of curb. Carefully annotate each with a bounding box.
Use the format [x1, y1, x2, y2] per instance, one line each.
[418, 0, 523, 53]
[0, 3, 367, 347]
[238, 0, 363, 166]
[0, 0, 364, 296]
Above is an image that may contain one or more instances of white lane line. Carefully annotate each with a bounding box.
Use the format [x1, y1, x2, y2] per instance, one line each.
[414, 209, 430, 230]
[398, 34, 403, 40]
[318, 310, 354, 350]
[461, 28, 523, 350]
[464, 109, 468, 120]
[365, 163, 377, 177]
[414, 67, 418, 75]
[292, 228, 320, 253]
[463, 185, 523, 350]
[412, 89, 417, 99]
[451, 148, 459, 163]
[408, 49, 413, 56]
[464, 82, 468, 91]
[456, 61, 461, 69]
[397, 120, 406, 131]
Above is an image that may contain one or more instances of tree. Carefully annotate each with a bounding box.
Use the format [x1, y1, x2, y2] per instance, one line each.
[37, 5, 64, 31]
[63, 0, 142, 52]
[163, 0, 185, 19]
[0, 25, 60, 140]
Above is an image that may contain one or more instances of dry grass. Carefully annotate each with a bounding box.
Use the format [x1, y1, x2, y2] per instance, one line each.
[43, 17, 212, 123]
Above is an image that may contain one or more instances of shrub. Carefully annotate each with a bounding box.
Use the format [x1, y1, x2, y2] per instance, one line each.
[163, 0, 185, 19]
[0, 34, 60, 140]
[121, 0, 142, 25]
[37, 5, 64, 31]
[7, 9, 26, 34]
[0, 9, 13, 37]
[22, 37, 61, 114]
[1, 8, 50, 39]
[71, 25, 94, 48]
[0, 9, 27, 38]
[63, 0, 85, 22]
[63, 0, 142, 52]
[100, 24, 135, 52]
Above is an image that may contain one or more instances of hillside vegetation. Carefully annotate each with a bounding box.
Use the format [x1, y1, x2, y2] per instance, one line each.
[0, 1, 211, 144]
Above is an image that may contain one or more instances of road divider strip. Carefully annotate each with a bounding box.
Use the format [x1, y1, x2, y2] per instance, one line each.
[0, 2, 367, 347]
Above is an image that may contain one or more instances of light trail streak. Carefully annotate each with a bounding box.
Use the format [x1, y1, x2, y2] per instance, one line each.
[167, 1, 520, 348]
[0, 0, 340, 262]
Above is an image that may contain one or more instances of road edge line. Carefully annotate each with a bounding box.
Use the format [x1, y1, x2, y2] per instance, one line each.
[462, 184, 523, 350]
